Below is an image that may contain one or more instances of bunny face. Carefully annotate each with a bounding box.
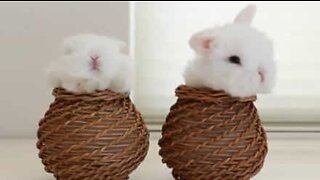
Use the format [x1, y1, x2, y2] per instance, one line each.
[61, 34, 125, 75]
[46, 34, 132, 93]
[185, 5, 276, 97]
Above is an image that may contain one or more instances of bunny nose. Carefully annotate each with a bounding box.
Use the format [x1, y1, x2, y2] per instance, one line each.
[90, 55, 99, 61]
[90, 55, 100, 71]
[258, 68, 265, 83]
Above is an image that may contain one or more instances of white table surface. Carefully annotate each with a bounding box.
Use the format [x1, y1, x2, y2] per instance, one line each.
[1, 132, 320, 180]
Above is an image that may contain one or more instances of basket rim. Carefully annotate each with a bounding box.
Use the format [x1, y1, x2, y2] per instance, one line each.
[52, 88, 129, 101]
[176, 85, 257, 102]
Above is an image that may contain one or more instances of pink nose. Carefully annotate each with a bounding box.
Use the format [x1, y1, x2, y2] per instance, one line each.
[90, 55, 100, 71]
[90, 55, 99, 61]
[258, 68, 265, 83]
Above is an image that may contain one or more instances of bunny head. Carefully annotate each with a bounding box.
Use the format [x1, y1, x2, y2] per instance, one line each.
[46, 34, 131, 93]
[61, 34, 126, 74]
[186, 5, 276, 98]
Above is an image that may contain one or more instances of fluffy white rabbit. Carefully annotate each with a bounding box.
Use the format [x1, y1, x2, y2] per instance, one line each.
[184, 5, 276, 97]
[46, 34, 133, 93]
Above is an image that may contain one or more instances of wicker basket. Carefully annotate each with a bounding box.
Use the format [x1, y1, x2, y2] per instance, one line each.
[159, 85, 267, 180]
[37, 88, 149, 180]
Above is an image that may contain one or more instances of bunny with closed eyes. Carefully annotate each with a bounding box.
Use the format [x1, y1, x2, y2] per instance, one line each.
[184, 5, 276, 97]
[46, 34, 133, 93]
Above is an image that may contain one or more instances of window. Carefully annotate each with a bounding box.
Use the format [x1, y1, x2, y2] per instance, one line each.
[133, 2, 320, 124]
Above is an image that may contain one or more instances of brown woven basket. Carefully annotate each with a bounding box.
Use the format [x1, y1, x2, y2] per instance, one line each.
[37, 88, 149, 180]
[159, 85, 267, 180]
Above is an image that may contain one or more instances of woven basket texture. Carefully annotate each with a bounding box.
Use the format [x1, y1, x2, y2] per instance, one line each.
[37, 88, 149, 180]
[159, 85, 267, 180]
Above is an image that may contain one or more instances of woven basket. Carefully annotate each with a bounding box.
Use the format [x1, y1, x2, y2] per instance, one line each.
[37, 88, 149, 180]
[159, 85, 267, 180]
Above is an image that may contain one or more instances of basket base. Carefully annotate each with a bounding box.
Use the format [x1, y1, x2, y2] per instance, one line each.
[172, 169, 251, 180]
[54, 173, 129, 180]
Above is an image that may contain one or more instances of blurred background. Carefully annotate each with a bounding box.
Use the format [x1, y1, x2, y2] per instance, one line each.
[1, 2, 320, 180]
[1, 1, 320, 138]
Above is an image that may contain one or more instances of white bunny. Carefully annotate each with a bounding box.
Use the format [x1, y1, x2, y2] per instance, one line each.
[46, 34, 133, 93]
[184, 5, 277, 98]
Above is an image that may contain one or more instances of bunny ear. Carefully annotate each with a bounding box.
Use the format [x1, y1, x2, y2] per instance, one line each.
[108, 38, 127, 52]
[189, 29, 215, 55]
[234, 5, 257, 25]
[61, 38, 74, 55]
[116, 40, 127, 51]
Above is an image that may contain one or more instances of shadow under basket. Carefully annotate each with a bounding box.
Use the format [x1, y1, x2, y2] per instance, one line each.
[37, 88, 149, 180]
[159, 85, 267, 180]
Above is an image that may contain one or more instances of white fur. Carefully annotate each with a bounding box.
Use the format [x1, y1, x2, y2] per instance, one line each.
[184, 5, 276, 98]
[234, 4, 257, 25]
[46, 34, 133, 93]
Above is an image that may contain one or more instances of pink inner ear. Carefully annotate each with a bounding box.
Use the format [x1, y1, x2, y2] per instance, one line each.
[202, 39, 212, 50]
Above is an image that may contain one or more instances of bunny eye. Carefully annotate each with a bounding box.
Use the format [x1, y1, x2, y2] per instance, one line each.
[228, 55, 241, 65]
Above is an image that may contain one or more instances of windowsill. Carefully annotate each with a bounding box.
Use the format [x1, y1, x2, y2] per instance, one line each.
[1, 132, 320, 180]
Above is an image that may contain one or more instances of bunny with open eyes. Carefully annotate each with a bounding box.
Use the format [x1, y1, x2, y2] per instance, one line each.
[46, 34, 133, 93]
[184, 5, 276, 98]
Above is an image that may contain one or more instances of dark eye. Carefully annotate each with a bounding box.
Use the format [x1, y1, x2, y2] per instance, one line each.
[228, 55, 241, 65]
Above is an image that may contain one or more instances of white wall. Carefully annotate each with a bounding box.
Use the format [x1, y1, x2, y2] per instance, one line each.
[0, 2, 130, 138]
